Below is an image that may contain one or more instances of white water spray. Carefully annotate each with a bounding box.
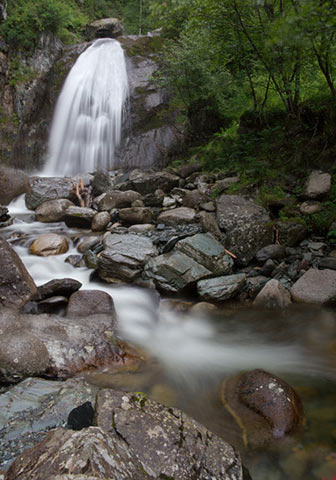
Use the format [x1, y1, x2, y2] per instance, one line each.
[43, 39, 129, 176]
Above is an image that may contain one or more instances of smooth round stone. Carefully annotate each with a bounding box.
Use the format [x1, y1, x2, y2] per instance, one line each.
[30, 233, 69, 257]
[299, 201, 323, 215]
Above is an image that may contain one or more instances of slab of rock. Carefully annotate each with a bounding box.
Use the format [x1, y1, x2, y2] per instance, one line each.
[255, 244, 286, 263]
[253, 279, 291, 309]
[129, 170, 180, 195]
[95, 389, 246, 480]
[304, 170, 331, 199]
[30, 233, 69, 256]
[197, 274, 246, 302]
[66, 290, 115, 317]
[216, 194, 273, 265]
[176, 233, 234, 275]
[35, 198, 75, 222]
[98, 233, 158, 282]
[97, 190, 142, 210]
[64, 206, 96, 228]
[290, 268, 336, 304]
[119, 207, 153, 225]
[32, 278, 82, 301]
[299, 200, 323, 215]
[144, 251, 211, 293]
[223, 369, 304, 446]
[0, 166, 29, 205]
[157, 207, 196, 226]
[91, 211, 110, 231]
[86, 17, 124, 40]
[0, 306, 119, 381]
[26, 177, 76, 210]
[0, 377, 98, 471]
[0, 238, 36, 308]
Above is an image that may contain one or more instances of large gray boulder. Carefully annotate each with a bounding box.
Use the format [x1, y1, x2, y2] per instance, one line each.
[0, 238, 37, 308]
[95, 389, 246, 480]
[127, 170, 180, 195]
[216, 194, 273, 265]
[97, 190, 142, 210]
[290, 268, 336, 304]
[158, 206, 197, 226]
[253, 279, 291, 309]
[98, 233, 158, 282]
[197, 274, 246, 302]
[86, 18, 125, 40]
[35, 198, 75, 222]
[26, 177, 76, 210]
[0, 377, 98, 470]
[0, 166, 29, 205]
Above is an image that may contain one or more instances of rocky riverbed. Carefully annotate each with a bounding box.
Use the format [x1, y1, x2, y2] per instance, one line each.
[0, 165, 336, 479]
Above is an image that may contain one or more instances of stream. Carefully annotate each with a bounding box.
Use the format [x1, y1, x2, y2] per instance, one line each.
[3, 194, 336, 480]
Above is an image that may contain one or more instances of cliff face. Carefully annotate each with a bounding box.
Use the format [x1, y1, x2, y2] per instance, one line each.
[0, 28, 183, 172]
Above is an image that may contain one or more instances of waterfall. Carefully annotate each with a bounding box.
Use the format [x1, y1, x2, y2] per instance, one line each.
[43, 38, 129, 176]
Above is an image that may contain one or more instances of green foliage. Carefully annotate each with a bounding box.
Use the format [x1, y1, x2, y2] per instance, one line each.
[1, 0, 87, 49]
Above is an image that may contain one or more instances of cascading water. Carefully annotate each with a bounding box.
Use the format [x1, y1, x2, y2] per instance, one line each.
[43, 38, 129, 176]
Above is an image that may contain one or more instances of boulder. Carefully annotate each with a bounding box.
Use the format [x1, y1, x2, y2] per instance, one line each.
[299, 200, 323, 215]
[66, 290, 115, 317]
[274, 220, 308, 247]
[253, 279, 291, 309]
[0, 377, 98, 471]
[91, 211, 111, 231]
[0, 238, 36, 308]
[178, 162, 202, 178]
[223, 369, 304, 446]
[197, 274, 246, 302]
[182, 189, 208, 208]
[95, 389, 246, 480]
[200, 210, 222, 240]
[97, 190, 142, 210]
[304, 170, 331, 199]
[290, 268, 336, 304]
[91, 170, 113, 196]
[143, 189, 165, 207]
[77, 236, 101, 253]
[30, 233, 69, 256]
[64, 206, 96, 228]
[157, 207, 197, 226]
[98, 233, 158, 282]
[129, 170, 180, 195]
[0, 166, 29, 205]
[176, 233, 234, 275]
[255, 244, 286, 263]
[216, 194, 273, 265]
[86, 18, 125, 41]
[35, 198, 75, 222]
[144, 251, 211, 293]
[129, 224, 155, 233]
[119, 207, 153, 225]
[26, 177, 76, 210]
[32, 278, 82, 301]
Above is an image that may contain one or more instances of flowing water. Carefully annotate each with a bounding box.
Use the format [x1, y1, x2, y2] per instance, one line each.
[43, 39, 129, 176]
[4, 198, 336, 480]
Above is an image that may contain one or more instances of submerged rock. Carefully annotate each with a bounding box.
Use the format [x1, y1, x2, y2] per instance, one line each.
[216, 194, 273, 265]
[0, 238, 36, 308]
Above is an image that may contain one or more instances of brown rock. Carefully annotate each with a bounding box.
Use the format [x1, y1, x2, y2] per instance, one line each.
[119, 207, 153, 225]
[35, 198, 75, 222]
[182, 189, 208, 208]
[91, 211, 111, 231]
[32, 278, 82, 301]
[157, 207, 196, 226]
[0, 238, 36, 308]
[30, 233, 69, 256]
[97, 190, 142, 210]
[290, 268, 336, 304]
[66, 290, 115, 317]
[253, 279, 291, 309]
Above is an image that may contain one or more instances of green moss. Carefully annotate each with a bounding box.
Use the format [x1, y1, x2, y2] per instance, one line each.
[8, 56, 37, 87]
[131, 392, 147, 408]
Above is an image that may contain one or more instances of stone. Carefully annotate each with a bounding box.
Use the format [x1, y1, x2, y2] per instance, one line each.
[0, 377, 98, 470]
[274, 221, 308, 247]
[30, 233, 69, 256]
[255, 244, 286, 263]
[210, 177, 240, 195]
[95, 389, 246, 480]
[178, 162, 202, 178]
[25, 177, 76, 210]
[319, 257, 336, 270]
[77, 236, 101, 253]
[86, 18, 125, 40]
[66, 290, 115, 317]
[200, 201, 216, 212]
[0, 238, 36, 308]
[232, 369, 304, 439]
[182, 189, 208, 208]
[290, 268, 336, 304]
[129, 170, 180, 195]
[143, 188, 165, 207]
[64, 254, 85, 268]
[157, 207, 197, 226]
[253, 279, 292, 309]
[300, 200, 323, 215]
[67, 401, 95, 431]
[200, 210, 223, 240]
[32, 278, 82, 301]
[190, 302, 218, 314]
[119, 207, 153, 225]
[97, 190, 142, 210]
[91, 170, 113, 196]
[144, 251, 211, 293]
[0, 166, 29, 205]
[35, 198, 75, 222]
[304, 170, 331, 199]
[197, 274, 246, 302]
[129, 224, 155, 233]
[176, 233, 234, 275]
[98, 233, 158, 282]
[162, 196, 177, 208]
[64, 206, 96, 228]
[91, 211, 110, 231]
[244, 276, 269, 299]
[216, 194, 273, 265]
